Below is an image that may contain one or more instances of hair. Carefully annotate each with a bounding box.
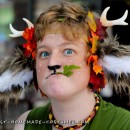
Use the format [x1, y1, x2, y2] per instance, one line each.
[34, 2, 91, 42]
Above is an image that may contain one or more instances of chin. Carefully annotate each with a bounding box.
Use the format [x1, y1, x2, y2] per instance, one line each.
[43, 83, 73, 101]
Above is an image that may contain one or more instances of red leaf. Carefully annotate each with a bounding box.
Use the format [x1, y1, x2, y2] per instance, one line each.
[89, 69, 105, 91]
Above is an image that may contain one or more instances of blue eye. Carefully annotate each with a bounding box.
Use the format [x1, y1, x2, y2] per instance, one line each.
[41, 51, 50, 58]
[64, 49, 73, 55]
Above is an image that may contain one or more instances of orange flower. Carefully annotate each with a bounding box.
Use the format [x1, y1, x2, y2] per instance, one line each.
[23, 27, 34, 41]
[93, 63, 103, 75]
[22, 27, 36, 58]
[87, 55, 98, 64]
[23, 42, 36, 58]
[32, 51, 36, 59]
[87, 55, 103, 75]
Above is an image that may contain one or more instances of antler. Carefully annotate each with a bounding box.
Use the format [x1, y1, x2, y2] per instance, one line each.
[9, 18, 34, 37]
[100, 7, 128, 27]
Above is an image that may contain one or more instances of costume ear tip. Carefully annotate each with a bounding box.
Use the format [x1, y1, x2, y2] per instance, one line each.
[100, 84, 113, 98]
[0, 69, 34, 103]
[0, 82, 34, 104]
[103, 70, 130, 97]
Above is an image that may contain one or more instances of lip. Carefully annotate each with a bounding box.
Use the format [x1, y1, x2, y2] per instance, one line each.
[46, 73, 64, 79]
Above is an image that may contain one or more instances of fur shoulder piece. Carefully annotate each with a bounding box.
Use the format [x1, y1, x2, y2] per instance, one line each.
[98, 38, 130, 96]
[0, 47, 34, 103]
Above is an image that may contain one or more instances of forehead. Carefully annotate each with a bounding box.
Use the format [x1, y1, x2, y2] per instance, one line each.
[37, 34, 87, 48]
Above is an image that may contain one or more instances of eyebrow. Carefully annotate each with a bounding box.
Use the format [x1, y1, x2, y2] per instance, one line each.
[37, 42, 78, 50]
[37, 45, 48, 50]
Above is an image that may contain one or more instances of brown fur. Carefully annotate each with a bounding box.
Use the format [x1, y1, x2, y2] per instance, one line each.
[0, 47, 34, 103]
[0, 91, 21, 106]
[97, 38, 130, 96]
[0, 47, 34, 75]
[97, 38, 130, 58]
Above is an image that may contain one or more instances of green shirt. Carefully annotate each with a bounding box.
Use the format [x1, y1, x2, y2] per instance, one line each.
[25, 97, 130, 130]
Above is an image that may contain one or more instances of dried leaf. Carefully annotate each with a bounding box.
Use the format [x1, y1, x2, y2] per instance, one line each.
[88, 11, 97, 32]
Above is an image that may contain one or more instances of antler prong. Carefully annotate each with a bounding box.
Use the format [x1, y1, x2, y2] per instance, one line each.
[23, 18, 34, 29]
[100, 7, 128, 27]
[9, 18, 34, 38]
[9, 24, 24, 37]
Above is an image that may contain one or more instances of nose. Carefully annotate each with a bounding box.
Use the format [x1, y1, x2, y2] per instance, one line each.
[47, 51, 62, 73]
[48, 65, 61, 70]
[47, 51, 62, 74]
[48, 65, 61, 73]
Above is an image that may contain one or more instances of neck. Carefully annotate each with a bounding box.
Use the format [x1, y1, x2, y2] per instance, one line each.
[50, 89, 95, 126]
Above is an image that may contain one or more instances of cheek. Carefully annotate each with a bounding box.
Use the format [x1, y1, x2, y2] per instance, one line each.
[36, 60, 49, 91]
[65, 57, 89, 75]
[73, 60, 90, 86]
[36, 60, 47, 80]
[78, 61, 90, 78]
[68, 59, 74, 63]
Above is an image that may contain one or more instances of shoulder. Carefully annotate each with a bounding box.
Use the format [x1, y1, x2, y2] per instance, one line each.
[14, 110, 31, 130]
[109, 106, 130, 130]
[26, 103, 51, 120]
[91, 97, 130, 130]
[14, 103, 51, 130]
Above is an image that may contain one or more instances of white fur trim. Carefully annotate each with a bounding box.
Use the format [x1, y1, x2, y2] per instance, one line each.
[0, 69, 33, 92]
[100, 84, 113, 97]
[99, 55, 130, 74]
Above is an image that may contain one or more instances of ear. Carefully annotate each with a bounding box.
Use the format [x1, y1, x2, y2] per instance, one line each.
[86, 43, 91, 60]
[33, 67, 48, 98]
[33, 68, 38, 91]
[0, 47, 34, 103]
[98, 38, 130, 96]
[86, 51, 91, 58]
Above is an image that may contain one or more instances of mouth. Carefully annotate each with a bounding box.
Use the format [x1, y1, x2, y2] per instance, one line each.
[46, 73, 55, 79]
[46, 72, 63, 79]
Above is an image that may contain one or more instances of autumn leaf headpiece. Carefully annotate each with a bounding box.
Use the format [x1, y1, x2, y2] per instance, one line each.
[86, 7, 129, 93]
[87, 11, 107, 91]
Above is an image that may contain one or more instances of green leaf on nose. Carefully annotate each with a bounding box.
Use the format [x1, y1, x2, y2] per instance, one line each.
[56, 65, 80, 77]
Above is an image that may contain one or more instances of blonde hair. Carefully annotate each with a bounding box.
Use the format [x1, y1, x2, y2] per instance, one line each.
[34, 2, 91, 42]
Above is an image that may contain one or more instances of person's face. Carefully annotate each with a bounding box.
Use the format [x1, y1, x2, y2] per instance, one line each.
[36, 34, 90, 101]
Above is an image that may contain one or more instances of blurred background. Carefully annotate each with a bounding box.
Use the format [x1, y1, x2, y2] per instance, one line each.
[0, 0, 130, 130]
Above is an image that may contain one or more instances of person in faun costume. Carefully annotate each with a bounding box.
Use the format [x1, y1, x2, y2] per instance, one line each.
[0, 1, 130, 130]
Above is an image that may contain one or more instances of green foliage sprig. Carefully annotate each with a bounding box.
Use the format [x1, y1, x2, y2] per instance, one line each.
[56, 65, 80, 77]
